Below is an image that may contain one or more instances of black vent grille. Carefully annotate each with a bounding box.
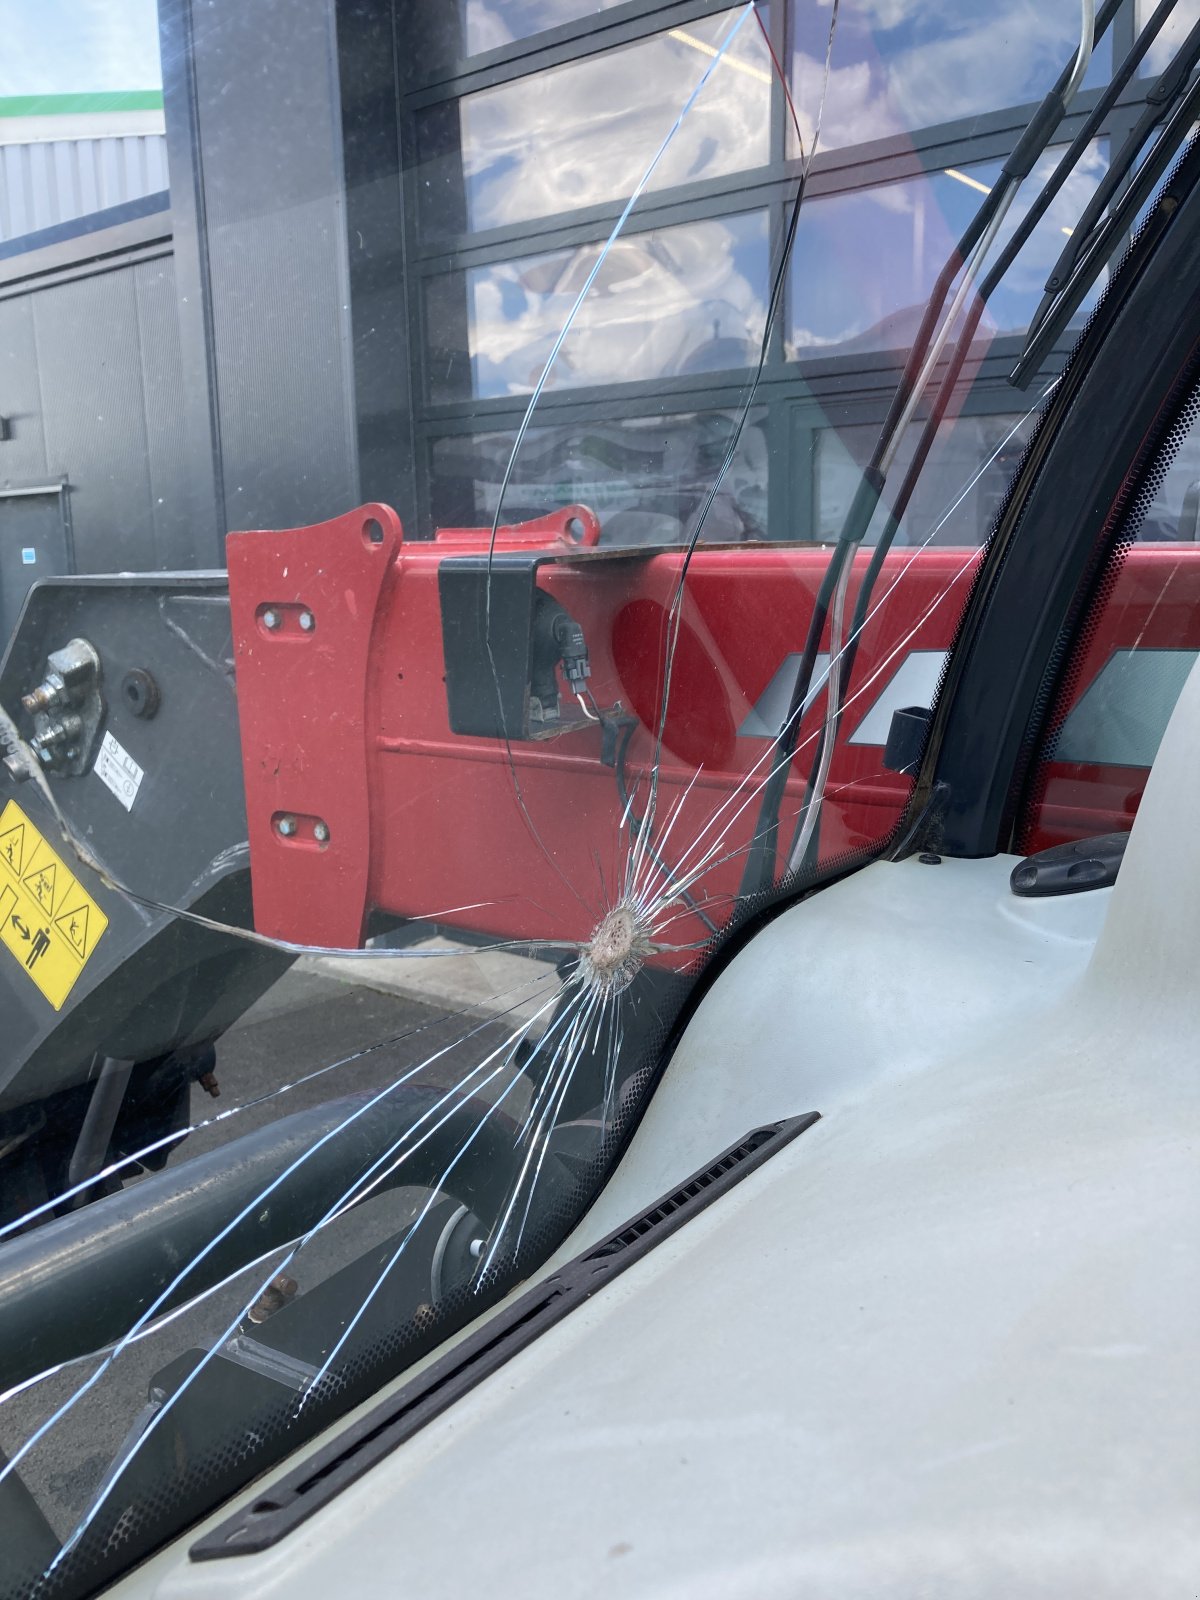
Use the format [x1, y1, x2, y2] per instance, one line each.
[587, 1127, 779, 1258]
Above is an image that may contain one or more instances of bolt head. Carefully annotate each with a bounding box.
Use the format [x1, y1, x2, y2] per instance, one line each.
[276, 815, 297, 837]
[298, 610, 315, 632]
[262, 609, 281, 630]
[313, 821, 330, 843]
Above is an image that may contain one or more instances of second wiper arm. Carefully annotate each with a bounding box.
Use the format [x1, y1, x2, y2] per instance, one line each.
[1013, 13, 1200, 387]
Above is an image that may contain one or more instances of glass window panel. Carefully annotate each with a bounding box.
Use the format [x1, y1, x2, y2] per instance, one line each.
[429, 210, 769, 403]
[816, 411, 1037, 547]
[415, 9, 772, 235]
[461, 0, 628, 56]
[788, 145, 1106, 357]
[789, 0, 1110, 155]
[431, 410, 770, 546]
[1136, 0, 1200, 76]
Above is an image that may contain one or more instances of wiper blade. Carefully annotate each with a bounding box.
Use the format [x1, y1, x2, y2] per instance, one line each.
[1012, 11, 1200, 387]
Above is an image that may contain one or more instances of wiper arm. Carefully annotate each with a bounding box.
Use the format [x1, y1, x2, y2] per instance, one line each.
[1013, 11, 1200, 386]
[738, 0, 1108, 898]
[805, 0, 1186, 788]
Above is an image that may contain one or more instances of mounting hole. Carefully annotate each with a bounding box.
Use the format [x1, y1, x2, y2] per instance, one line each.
[121, 668, 160, 719]
[363, 516, 385, 547]
[565, 516, 585, 541]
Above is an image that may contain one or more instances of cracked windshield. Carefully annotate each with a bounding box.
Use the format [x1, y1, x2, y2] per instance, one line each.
[0, 0, 1191, 1591]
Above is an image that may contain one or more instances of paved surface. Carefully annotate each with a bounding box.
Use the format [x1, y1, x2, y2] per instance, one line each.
[0, 947, 558, 1543]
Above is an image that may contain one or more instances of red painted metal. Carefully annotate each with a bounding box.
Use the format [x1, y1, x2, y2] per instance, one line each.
[433, 504, 601, 549]
[227, 503, 403, 948]
[226, 504, 1200, 951]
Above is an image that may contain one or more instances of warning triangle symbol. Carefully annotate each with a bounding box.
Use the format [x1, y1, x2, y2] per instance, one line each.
[23, 857, 57, 911]
[0, 822, 25, 879]
[55, 902, 90, 958]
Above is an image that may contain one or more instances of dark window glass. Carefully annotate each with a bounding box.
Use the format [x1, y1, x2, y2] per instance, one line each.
[1135, 0, 1200, 75]
[788, 145, 1106, 357]
[460, 0, 628, 56]
[789, 0, 1110, 155]
[816, 412, 1037, 547]
[415, 9, 772, 236]
[430, 409, 769, 546]
[428, 210, 769, 402]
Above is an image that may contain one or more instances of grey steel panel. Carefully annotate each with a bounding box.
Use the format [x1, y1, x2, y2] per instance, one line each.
[0, 296, 49, 485]
[32, 269, 155, 572]
[175, 0, 358, 535]
[206, 198, 358, 531]
[134, 257, 194, 569]
[0, 489, 70, 643]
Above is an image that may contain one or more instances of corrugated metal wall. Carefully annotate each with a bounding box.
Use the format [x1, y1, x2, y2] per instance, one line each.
[0, 136, 170, 243]
[0, 254, 193, 572]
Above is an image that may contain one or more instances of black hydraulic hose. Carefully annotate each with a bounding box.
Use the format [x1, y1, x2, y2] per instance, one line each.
[738, 0, 1116, 896]
[0, 1086, 551, 1394]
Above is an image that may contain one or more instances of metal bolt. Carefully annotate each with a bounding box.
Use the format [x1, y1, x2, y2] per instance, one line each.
[247, 1274, 298, 1325]
[297, 610, 315, 632]
[262, 609, 281, 631]
[313, 821, 329, 843]
[276, 815, 297, 837]
[468, 1238, 485, 1259]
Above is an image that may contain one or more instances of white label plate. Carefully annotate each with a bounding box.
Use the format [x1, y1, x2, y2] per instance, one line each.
[94, 731, 144, 812]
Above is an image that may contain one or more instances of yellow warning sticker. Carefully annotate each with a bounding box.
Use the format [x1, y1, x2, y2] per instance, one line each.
[0, 800, 108, 1011]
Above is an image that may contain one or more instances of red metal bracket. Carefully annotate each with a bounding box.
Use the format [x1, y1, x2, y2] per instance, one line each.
[227, 504, 403, 947]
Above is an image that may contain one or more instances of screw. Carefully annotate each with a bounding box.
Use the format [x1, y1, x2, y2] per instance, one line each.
[276, 815, 297, 837]
[297, 610, 315, 632]
[313, 821, 329, 843]
[262, 609, 281, 631]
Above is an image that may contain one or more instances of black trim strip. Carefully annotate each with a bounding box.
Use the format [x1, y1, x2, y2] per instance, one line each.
[190, 1112, 819, 1561]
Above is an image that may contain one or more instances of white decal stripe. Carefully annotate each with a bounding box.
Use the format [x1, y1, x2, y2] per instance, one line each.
[738, 649, 948, 747]
[847, 651, 948, 746]
[737, 654, 831, 739]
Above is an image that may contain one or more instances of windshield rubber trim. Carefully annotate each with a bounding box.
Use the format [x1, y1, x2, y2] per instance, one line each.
[188, 1110, 819, 1562]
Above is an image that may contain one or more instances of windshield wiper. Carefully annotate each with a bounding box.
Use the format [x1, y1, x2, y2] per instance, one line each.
[1013, 10, 1200, 385]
